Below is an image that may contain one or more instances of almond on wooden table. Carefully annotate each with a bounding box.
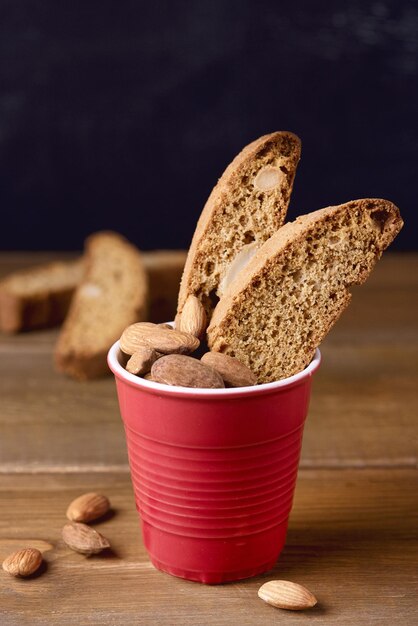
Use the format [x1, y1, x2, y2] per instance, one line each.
[66, 492, 111, 523]
[151, 354, 225, 388]
[258, 580, 317, 611]
[62, 522, 110, 555]
[2, 548, 43, 577]
[120, 323, 199, 356]
[201, 351, 257, 387]
[179, 295, 207, 338]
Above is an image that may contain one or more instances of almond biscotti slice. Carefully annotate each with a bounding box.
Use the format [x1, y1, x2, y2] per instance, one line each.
[0, 249, 186, 334]
[55, 232, 148, 380]
[177, 131, 301, 322]
[0, 258, 84, 333]
[207, 199, 403, 383]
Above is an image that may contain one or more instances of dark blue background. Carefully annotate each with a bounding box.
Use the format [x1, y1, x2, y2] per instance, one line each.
[1, 1, 416, 250]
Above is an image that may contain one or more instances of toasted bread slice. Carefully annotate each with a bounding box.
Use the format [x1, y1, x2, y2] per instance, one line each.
[55, 232, 148, 379]
[207, 199, 403, 383]
[177, 131, 301, 321]
[0, 259, 84, 333]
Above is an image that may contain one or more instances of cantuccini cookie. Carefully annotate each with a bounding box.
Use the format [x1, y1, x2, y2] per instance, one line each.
[207, 199, 403, 383]
[55, 231, 148, 380]
[0, 259, 84, 333]
[177, 131, 301, 324]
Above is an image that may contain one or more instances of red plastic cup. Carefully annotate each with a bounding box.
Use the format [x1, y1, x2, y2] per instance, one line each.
[108, 340, 321, 584]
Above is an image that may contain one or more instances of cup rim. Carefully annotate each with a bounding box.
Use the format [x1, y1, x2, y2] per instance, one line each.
[107, 339, 321, 399]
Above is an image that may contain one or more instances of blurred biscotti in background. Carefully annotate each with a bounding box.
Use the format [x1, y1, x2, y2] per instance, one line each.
[0, 244, 186, 335]
[0, 259, 84, 333]
[0, 231, 186, 380]
[54, 231, 149, 380]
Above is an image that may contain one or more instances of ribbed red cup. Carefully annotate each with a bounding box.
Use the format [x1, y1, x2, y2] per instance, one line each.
[108, 340, 321, 584]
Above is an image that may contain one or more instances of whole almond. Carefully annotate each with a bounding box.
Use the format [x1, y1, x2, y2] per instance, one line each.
[119, 322, 159, 354]
[201, 352, 257, 387]
[120, 324, 199, 356]
[126, 346, 159, 376]
[66, 492, 111, 523]
[151, 354, 224, 388]
[62, 522, 110, 555]
[258, 580, 317, 611]
[142, 328, 200, 355]
[2, 548, 43, 577]
[179, 295, 207, 338]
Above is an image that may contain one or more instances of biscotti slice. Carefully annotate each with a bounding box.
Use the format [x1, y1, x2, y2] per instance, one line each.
[0, 259, 84, 333]
[208, 198, 403, 383]
[55, 232, 148, 380]
[0, 249, 186, 334]
[177, 131, 301, 321]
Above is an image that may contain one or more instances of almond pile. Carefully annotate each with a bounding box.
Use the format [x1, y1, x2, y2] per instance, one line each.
[1, 494, 318, 612]
[119, 295, 257, 388]
[2, 491, 112, 579]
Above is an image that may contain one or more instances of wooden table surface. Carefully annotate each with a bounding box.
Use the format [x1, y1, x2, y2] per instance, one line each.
[0, 252, 417, 626]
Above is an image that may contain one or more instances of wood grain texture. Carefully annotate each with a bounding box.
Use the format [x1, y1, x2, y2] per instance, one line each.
[0, 469, 417, 626]
[0, 253, 416, 471]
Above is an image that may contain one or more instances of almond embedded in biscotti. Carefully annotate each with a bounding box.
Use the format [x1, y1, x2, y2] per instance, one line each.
[201, 351, 257, 387]
[66, 492, 111, 523]
[258, 580, 317, 611]
[2, 548, 43, 577]
[179, 295, 207, 338]
[126, 346, 159, 375]
[62, 522, 110, 555]
[121, 324, 199, 356]
[151, 354, 224, 388]
[254, 166, 284, 191]
[79, 283, 103, 299]
[218, 243, 259, 297]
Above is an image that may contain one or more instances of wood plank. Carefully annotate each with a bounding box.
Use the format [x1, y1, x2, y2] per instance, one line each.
[0, 253, 417, 470]
[303, 341, 418, 467]
[303, 252, 418, 467]
[0, 469, 416, 625]
[0, 349, 126, 471]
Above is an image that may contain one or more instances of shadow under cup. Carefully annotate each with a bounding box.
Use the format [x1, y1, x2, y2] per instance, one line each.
[108, 341, 321, 584]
